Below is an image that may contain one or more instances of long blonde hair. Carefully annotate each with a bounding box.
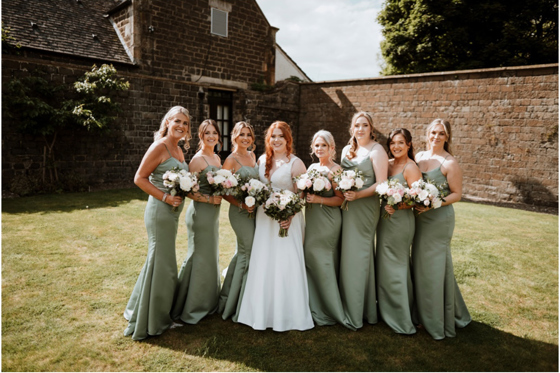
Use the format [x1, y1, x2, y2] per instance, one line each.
[154, 106, 192, 150]
[426, 118, 453, 155]
[347, 111, 375, 160]
[231, 121, 256, 152]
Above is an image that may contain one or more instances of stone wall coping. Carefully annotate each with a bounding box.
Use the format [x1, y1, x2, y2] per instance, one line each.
[303, 63, 559, 85]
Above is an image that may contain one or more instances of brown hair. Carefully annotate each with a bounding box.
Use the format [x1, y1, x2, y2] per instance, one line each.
[386, 128, 415, 161]
[426, 118, 453, 155]
[197, 119, 223, 152]
[347, 111, 375, 160]
[264, 121, 293, 179]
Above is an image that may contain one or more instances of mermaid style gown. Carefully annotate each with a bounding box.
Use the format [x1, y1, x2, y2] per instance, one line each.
[304, 166, 355, 330]
[172, 160, 221, 324]
[124, 152, 187, 340]
[412, 158, 471, 339]
[376, 171, 416, 335]
[339, 144, 381, 329]
[218, 162, 259, 322]
[237, 155, 314, 331]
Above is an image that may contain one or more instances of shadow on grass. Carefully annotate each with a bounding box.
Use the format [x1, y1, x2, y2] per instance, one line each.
[1, 188, 146, 214]
[144, 315, 558, 372]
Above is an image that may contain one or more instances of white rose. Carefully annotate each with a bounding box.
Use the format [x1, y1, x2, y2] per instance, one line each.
[216, 169, 232, 177]
[179, 176, 193, 191]
[418, 190, 429, 201]
[296, 178, 308, 190]
[426, 184, 439, 197]
[313, 178, 326, 192]
[411, 180, 421, 188]
[338, 179, 353, 190]
[213, 175, 226, 185]
[376, 182, 388, 195]
[355, 177, 364, 189]
[245, 196, 256, 207]
[168, 173, 178, 182]
[392, 193, 402, 203]
[227, 175, 238, 186]
[346, 170, 356, 178]
[249, 179, 264, 190]
[424, 199, 430, 206]
[432, 198, 442, 209]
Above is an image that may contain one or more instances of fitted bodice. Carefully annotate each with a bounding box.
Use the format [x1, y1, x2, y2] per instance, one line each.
[341, 145, 377, 189]
[198, 165, 221, 195]
[259, 155, 298, 192]
[236, 164, 260, 180]
[422, 167, 450, 195]
[388, 171, 406, 186]
[150, 157, 188, 192]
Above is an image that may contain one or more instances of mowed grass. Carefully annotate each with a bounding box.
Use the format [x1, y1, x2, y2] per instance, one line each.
[2, 188, 558, 372]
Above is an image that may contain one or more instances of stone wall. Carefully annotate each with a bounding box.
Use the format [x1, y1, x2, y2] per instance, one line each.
[297, 64, 558, 206]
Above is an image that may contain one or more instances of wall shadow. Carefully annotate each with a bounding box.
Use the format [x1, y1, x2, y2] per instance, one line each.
[510, 177, 557, 207]
[145, 315, 558, 372]
[1, 188, 146, 215]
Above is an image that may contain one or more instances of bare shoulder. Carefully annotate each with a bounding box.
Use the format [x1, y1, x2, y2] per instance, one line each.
[328, 163, 342, 177]
[188, 153, 206, 172]
[415, 151, 426, 162]
[222, 155, 236, 170]
[442, 154, 461, 173]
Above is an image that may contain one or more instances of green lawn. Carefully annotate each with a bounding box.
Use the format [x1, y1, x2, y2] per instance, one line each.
[2, 189, 558, 371]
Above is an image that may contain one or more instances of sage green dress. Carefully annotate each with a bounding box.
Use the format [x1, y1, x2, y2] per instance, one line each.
[124, 153, 187, 341]
[376, 171, 416, 335]
[304, 166, 355, 330]
[172, 162, 221, 324]
[218, 163, 259, 322]
[339, 144, 381, 329]
[412, 159, 472, 340]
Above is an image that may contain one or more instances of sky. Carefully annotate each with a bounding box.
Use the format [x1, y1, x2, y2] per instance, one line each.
[255, 0, 385, 82]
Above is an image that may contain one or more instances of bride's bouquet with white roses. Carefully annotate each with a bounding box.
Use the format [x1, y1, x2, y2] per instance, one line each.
[236, 177, 271, 218]
[206, 169, 240, 196]
[263, 189, 305, 237]
[405, 179, 446, 210]
[333, 169, 365, 210]
[376, 178, 408, 219]
[162, 167, 199, 211]
[293, 168, 332, 208]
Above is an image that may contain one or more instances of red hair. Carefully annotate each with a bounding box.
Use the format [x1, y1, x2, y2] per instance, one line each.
[264, 121, 293, 179]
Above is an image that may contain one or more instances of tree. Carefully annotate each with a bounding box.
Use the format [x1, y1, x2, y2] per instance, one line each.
[377, 0, 558, 75]
[3, 64, 129, 189]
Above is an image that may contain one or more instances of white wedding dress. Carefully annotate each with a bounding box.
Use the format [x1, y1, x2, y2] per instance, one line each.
[237, 155, 314, 331]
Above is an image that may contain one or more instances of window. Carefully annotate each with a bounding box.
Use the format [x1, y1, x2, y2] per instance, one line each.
[208, 89, 233, 159]
[211, 8, 228, 37]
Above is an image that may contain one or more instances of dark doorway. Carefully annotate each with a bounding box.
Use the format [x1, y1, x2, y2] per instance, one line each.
[207, 89, 233, 159]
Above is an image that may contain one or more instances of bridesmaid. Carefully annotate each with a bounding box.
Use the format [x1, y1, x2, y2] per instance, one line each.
[172, 119, 223, 324]
[124, 106, 191, 340]
[218, 121, 259, 322]
[413, 118, 472, 340]
[376, 128, 422, 335]
[303, 130, 355, 330]
[339, 111, 388, 329]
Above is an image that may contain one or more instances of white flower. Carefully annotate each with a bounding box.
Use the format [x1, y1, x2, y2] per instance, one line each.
[376, 182, 389, 195]
[249, 179, 265, 190]
[424, 199, 430, 206]
[213, 175, 226, 185]
[355, 177, 364, 189]
[216, 169, 232, 177]
[245, 196, 256, 207]
[432, 198, 442, 209]
[179, 176, 193, 191]
[168, 172, 178, 182]
[426, 183, 439, 197]
[418, 190, 429, 201]
[296, 178, 308, 191]
[226, 175, 238, 186]
[313, 178, 326, 192]
[346, 170, 356, 178]
[392, 193, 402, 203]
[338, 178, 353, 190]
[411, 180, 421, 188]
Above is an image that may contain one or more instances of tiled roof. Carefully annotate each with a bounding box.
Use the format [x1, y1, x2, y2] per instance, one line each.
[2, 0, 133, 64]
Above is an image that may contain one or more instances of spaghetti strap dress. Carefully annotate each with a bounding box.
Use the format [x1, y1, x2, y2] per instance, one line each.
[339, 144, 381, 329]
[218, 157, 259, 322]
[411, 156, 472, 339]
[172, 157, 221, 324]
[124, 145, 187, 340]
[304, 165, 355, 330]
[376, 168, 416, 335]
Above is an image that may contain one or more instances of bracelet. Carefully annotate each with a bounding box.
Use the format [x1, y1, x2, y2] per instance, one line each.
[162, 193, 168, 202]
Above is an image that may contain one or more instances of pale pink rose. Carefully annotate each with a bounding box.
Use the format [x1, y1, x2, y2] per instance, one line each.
[241, 185, 247, 191]
[387, 189, 395, 196]
[245, 196, 256, 207]
[305, 179, 313, 188]
[224, 180, 232, 188]
[325, 179, 332, 191]
[424, 199, 430, 206]
[207, 175, 215, 184]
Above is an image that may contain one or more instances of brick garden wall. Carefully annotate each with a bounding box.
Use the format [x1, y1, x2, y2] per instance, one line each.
[297, 64, 558, 206]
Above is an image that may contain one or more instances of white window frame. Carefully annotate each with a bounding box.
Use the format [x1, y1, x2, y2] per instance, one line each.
[211, 8, 228, 37]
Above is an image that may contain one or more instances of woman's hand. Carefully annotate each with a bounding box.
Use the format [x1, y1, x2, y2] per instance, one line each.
[279, 215, 293, 230]
[306, 193, 323, 204]
[385, 205, 396, 215]
[211, 195, 222, 205]
[415, 205, 431, 214]
[243, 204, 255, 213]
[167, 195, 183, 208]
[343, 190, 359, 201]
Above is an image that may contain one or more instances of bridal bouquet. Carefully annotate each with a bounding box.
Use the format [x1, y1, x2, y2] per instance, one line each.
[162, 167, 199, 211]
[376, 178, 408, 219]
[263, 189, 305, 237]
[333, 169, 365, 210]
[206, 169, 240, 196]
[405, 179, 446, 210]
[293, 169, 332, 208]
[237, 177, 271, 218]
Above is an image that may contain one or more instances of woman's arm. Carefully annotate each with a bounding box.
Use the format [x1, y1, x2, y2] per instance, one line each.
[441, 158, 462, 206]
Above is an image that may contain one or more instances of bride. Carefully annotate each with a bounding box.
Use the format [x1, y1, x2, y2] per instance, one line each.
[237, 121, 314, 331]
